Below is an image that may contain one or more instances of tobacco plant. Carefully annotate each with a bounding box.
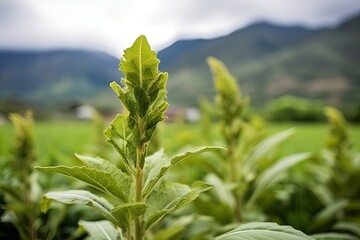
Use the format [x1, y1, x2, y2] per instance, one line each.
[308, 107, 360, 238]
[0, 112, 64, 240]
[33, 35, 324, 240]
[152, 57, 318, 239]
[196, 57, 311, 224]
[36, 35, 224, 240]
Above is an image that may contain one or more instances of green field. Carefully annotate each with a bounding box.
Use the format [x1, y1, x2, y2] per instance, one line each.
[1, 120, 359, 166]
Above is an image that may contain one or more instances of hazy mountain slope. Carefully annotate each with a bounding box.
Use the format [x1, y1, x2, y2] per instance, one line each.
[0, 50, 121, 109]
[162, 14, 360, 107]
[0, 13, 359, 112]
[231, 14, 360, 106]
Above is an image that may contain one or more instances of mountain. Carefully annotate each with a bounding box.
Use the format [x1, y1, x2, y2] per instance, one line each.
[0, 50, 121, 110]
[159, 13, 360, 107]
[0, 13, 359, 114]
[158, 22, 315, 106]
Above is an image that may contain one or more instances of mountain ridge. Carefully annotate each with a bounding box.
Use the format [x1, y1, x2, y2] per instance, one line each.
[0, 13, 359, 113]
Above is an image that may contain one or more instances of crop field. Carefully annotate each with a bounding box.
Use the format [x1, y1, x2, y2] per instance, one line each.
[1, 36, 359, 239]
[1, 120, 359, 165]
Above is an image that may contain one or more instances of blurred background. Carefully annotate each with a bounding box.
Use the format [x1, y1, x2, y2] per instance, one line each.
[1, 1, 360, 239]
[0, 0, 360, 121]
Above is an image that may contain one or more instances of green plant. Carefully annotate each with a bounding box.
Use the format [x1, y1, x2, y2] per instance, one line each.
[0, 111, 64, 240]
[197, 57, 311, 223]
[267, 95, 325, 122]
[257, 107, 360, 239]
[308, 107, 360, 236]
[36, 35, 224, 240]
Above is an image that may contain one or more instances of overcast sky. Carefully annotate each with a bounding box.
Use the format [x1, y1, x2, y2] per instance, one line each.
[1, 0, 360, 57]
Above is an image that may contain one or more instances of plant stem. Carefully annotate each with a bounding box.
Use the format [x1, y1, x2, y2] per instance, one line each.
[126, 221, 132, 240]
[135, 138, 145, 240]
[227, 143, 243, 222]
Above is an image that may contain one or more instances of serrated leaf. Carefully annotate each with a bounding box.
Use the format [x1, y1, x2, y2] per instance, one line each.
[40, 190, 117, 223]
[75, 154, 131, 179]
[212, 222, 314, 240]
[74, 154, 132, 189]
[111, 82, 137, 119]
[143, 146, 226, 197]
[111, 202, 147, 230]
[120, 35, 160, 90]
[144, 181, 212, 230]
[311, 232, 358, 240]
[79, 220, 122, 240]
[104, 114, 135, 170]
[246, 152, 311, 208]
[36, 165, 130, 202]
[243, 128, 295, 173]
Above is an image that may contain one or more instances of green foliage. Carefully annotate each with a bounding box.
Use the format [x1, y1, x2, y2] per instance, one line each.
[267, 95, 325, 121]
[212, 222, 314, 240]
[1, 34, 357, 239]
[155, 57, 314, 239]
[262, 106, 360, 238]
[36, 35, 224, 240]
[0, 111, 64, 240]
[79, 220, 122, 240]
[308, 107, 360, 234]
[197, 57, 311, 229]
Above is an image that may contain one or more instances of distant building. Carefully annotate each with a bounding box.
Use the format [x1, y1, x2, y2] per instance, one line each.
[166, 107, 200, 123]
[73, 105, 96, 120]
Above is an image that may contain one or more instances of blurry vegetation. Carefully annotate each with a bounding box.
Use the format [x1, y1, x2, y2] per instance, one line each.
[0, 34, 359, 239]
[35, 35, 224, 240]
[0, 111, 65, 240]
[267, 95, 325, 122]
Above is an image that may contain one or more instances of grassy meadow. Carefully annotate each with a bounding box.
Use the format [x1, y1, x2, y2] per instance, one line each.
[1, 119, 359, 166]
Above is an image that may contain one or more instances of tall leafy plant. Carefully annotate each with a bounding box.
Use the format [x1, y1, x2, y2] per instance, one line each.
[307, 107, 360, 237]
[0, 112, 64, 240]
[36, 35, 223, 240]
[192, 57, 311, 229]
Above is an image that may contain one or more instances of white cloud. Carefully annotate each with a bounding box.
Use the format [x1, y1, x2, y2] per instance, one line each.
[0, 0, 359, 57]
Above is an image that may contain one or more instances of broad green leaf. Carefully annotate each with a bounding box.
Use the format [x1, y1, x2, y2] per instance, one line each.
[212, 222, 314, 240]
[79, 220, 122, 240]
[143, 146, 226, 197]
[120, 35, 160, 89]
[246, 152, 311, 208]
[243, 128, 295, 173]
[311, 232, 358, 240]
[40, 190, 117, 223]
[36, 165, 129, 202]
[110, 202, 147, 230]
[310, 200, 349, 232]
[144, 181, 212, 230]
[74, 154, 132, 188]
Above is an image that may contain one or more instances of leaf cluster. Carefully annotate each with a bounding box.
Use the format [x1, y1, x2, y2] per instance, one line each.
[0, 112, 63, 240]
[36, 35, 223, 239]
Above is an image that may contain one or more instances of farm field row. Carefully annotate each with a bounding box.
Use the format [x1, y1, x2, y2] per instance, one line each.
[1, 120, 359, 166]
